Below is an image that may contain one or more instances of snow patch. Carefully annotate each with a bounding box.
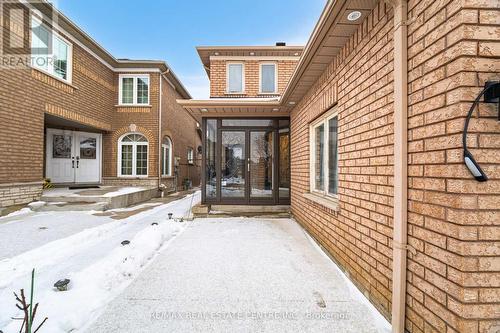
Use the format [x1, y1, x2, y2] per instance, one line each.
[2, 221, 185, 333]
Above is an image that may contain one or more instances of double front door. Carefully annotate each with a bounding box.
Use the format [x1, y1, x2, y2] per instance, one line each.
[46, 129, 101, 184]
[220, 129, 275, 204]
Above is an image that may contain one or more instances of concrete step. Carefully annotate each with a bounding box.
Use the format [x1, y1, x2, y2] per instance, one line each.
[192, 204, 291, 218]
[40, 187, 158, 210]
[36, 201, 109, 212]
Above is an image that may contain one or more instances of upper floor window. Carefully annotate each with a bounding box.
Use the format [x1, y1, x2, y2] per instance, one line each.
[310, 108, 338, 198]
[119, 75, 150, 105]
[31, 18, 72, 82]
[260, 63, 277, 94]
[227, 63, 244, 93]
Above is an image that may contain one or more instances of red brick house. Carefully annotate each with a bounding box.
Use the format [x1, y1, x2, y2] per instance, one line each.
[0, 0, 201, 207]
[178, 0, 500, 332]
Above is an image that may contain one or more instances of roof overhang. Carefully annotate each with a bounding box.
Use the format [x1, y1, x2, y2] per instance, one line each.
[281, 0, 378, 105]
[197, 46, 304, 76]
[176, 98, 291, 117]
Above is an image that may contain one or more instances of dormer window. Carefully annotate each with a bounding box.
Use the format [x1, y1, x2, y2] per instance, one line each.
[260, 63, 277, 94]
[227, 63, 244, 93]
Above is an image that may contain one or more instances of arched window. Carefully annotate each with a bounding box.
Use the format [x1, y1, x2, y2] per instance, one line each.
[161, 136, 172, 176]
[118, 133, 148, 177]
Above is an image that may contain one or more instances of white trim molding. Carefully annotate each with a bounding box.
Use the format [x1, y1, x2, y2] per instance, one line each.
[117, 132, 149, 178]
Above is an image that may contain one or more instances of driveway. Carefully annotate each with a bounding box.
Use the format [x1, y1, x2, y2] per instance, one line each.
[88, 217, 391, 333]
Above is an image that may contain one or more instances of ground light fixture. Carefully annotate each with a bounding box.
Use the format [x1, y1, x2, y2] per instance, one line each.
[347, 11, 362, 21]
[54, 279, 70, 291]
[463, 81, 499, 182]
[121, 240, 130, 246]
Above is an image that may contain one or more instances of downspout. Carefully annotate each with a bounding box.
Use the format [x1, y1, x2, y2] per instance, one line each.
[388, 1, 408, 333]
[158, 73, 162, 193]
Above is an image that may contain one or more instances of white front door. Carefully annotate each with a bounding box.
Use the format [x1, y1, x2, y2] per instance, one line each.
[46, 129, 101, 184]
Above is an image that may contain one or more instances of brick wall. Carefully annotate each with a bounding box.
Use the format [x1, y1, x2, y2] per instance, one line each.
[290, 2, 395, 319]
[290, 0, 500, 332]
[209, 59, 298, 98]
[160, 76, 202, 189]
[0, 3, 201, 206]
[405, 0, 500, 332]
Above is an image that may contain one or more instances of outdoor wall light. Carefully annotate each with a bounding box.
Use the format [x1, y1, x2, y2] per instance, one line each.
[463, 81, 499, 182]
[249, 52, 255, 56]
[288, 101, 296, 105]
[273, 108, 279, 111]
[200, 108, 208, 112]
[347, 11, 362, 21]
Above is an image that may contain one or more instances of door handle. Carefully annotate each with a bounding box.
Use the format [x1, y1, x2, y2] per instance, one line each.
[76, 156, 80, 168]
[71, 157, 75, 168]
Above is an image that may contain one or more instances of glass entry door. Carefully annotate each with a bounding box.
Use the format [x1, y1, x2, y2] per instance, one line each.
[221, 131, 246, 200]
[249, 130, 274, 201]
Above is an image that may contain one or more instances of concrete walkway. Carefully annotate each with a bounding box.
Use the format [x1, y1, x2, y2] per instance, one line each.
[88, 218, 391, 333]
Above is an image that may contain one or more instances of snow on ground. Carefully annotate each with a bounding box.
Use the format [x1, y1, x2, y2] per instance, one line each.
[0, 191, 200, 333]
[101, 187, 146, 197]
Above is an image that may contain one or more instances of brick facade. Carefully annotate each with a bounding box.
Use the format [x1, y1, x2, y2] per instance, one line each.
[209, 59, 298, 98]
[0, 2, 199, 207]
[289, 1, 499, 332]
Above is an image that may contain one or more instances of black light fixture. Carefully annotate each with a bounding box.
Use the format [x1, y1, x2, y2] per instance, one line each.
[463, 81, 499, 182]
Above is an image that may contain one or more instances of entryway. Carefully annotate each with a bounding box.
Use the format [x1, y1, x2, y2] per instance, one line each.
[203, 118, 290, 205]
[45, 128, 101, 184]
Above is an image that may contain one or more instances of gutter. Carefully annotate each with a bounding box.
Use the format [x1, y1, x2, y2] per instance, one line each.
[158, 71, 164, 190]
[387, 1, 409, 332]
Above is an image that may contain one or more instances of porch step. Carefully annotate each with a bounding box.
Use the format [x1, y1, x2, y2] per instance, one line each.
[36, 201, 109, 212]
[40, 187, 159, 210]
[193, 204, 291, 218]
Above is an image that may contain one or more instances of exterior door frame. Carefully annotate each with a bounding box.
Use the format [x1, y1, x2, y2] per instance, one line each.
[45, 128, 102, 184]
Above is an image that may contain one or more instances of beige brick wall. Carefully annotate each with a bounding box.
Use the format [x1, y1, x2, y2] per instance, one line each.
[405, 0, 500, 332]
[209, 59, 298, 98]
[290, 2, 395, 319]
[290, 0, 500, 332]
[0, 3, 201, 206]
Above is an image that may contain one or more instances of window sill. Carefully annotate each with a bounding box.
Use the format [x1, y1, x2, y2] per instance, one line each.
[115, 104, 152, 107]
[225, 92, 246, 95]
[31, 67, 77, 89]
[117, 176, 149, 179]
[161, 175, 174, 179]
[302, 192, 339, 212]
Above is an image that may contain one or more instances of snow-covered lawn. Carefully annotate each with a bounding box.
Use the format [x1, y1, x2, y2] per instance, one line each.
[0, 191, 200, 333]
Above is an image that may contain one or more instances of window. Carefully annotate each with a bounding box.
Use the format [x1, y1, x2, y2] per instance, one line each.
[118, 133, 148, 177]
[187, 147, 194, 164]
[227, 63, 244, 93]
[161, 137, 172, 176]
[260, 63, 277, 93]
[310, 108, 338, 198]
[119, 75, 150, 105]
[31, 18, 72, 82]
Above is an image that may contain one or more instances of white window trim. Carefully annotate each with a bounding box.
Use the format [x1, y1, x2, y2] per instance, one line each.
[117, 133, 149, 178]
[30, 16, 73, 84]
[162, 137, 173, 177]
[118, 74, 150, 106]
[187, 147, 194, 165]
[226, 62, 245, 94]
[309, 107, 339, 200]
[259, 62, 278, 94]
